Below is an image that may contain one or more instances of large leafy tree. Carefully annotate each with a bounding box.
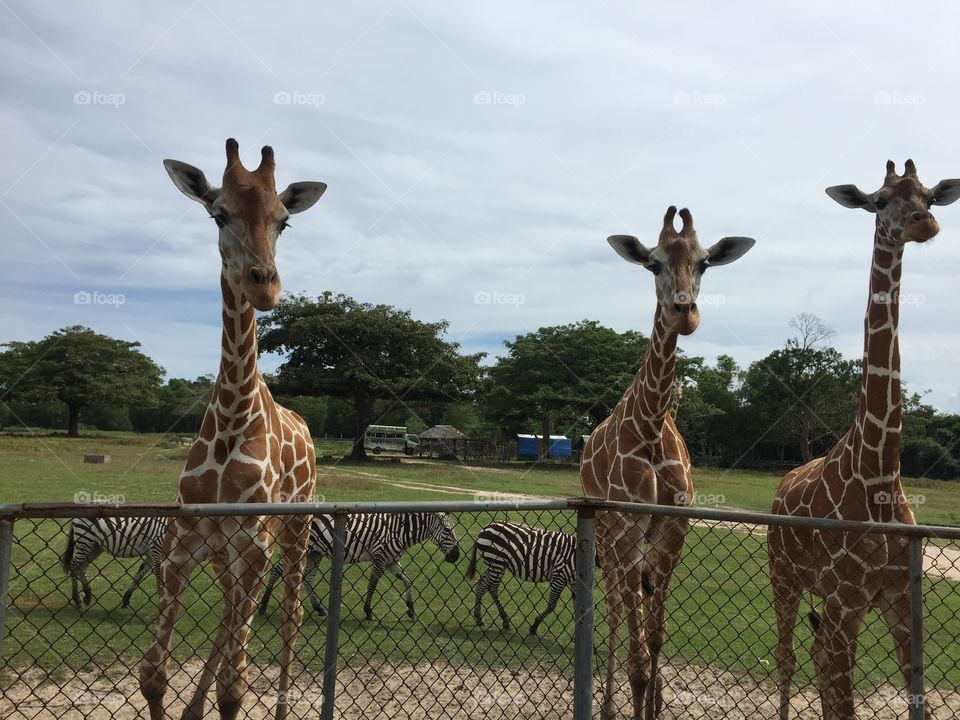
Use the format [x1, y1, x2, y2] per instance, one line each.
[0, 326, 164, 437]
[259, 292, 484, 459]
[484, 320, 650, 457]
[739, 314, 860, 464]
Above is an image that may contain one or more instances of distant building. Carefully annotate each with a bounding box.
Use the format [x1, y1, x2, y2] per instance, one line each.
[516, 433, 572, 460]
[419, 425, 468, 459]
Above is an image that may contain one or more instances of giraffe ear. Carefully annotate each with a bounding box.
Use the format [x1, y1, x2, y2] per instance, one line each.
[279, 181, 327, 214]
[706, 237, 755, 266]
[929, 179, 960, 206]
[608, 235, 654, 267]
[163, 160, 219, 208]
[825, 184, 876, 212]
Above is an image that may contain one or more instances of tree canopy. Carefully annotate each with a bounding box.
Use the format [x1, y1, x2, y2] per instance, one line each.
[0, 325, 164, 436]
[258, 292, 484, 459]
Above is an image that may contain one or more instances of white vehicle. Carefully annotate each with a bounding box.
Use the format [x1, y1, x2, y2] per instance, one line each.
[364, 425, 419, 455]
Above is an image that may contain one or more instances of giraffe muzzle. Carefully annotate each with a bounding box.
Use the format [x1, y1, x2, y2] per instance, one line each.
[242, 265, 281, 310]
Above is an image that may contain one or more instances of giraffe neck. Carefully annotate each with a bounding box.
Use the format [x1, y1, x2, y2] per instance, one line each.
[848, 229, 904, 481]
[624, 307, 678, 440]
[210, 273, 264, 426]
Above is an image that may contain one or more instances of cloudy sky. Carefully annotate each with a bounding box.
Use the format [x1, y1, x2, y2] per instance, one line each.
[4, 1, 960, 410]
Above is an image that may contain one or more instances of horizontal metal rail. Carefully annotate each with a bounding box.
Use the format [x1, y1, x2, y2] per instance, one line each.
[1, 497, 957, 539]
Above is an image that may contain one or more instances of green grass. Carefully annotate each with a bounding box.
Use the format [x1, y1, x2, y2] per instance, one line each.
[1, 430, 958, 696]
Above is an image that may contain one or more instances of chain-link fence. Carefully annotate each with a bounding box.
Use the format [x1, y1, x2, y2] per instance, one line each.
[0, 499, 958, 719]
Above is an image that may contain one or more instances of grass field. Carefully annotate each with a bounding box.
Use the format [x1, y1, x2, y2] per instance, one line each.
[1, 430, 959, 698]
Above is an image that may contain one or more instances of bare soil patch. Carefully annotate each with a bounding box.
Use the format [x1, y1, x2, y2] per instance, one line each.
[3, 659, 957, 719]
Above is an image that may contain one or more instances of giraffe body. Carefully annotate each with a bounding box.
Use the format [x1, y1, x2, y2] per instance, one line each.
[139, 139, 327, 720]
[768, 160, 960, 720]
[581, 206, 754, 719]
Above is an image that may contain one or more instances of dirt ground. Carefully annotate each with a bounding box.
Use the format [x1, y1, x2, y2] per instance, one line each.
[3, 659, 958, 719]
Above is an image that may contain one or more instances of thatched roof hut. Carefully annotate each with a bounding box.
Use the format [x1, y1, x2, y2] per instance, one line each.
[419, 425, 468, 459]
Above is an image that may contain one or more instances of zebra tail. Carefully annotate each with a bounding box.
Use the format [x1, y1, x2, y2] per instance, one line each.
[466, 541, 478, 580]
[61, 524, 75, 573]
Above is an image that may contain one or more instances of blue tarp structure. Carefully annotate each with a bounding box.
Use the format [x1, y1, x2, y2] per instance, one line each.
[516, 433, 572, 459]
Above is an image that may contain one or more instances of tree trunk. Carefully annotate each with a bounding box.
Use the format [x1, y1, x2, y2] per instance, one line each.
[539, 413, 551, 460]
[67, 402, 81, 438]
[350, 396, 372, 460]
[799, 410, 812, 464]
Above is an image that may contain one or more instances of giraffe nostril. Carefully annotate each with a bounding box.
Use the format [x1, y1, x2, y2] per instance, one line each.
[911, 211, 931, 222]
[249, 267, 277, 285]
[673, 303, 690, 315]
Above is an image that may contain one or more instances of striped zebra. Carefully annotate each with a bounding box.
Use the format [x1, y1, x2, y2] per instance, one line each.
[259, 512, 460, 620]
[60, 517, 166, 610]
[467, 521, 583, 636]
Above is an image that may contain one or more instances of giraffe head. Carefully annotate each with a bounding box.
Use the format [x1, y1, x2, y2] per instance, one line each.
[607, 206, 755, 335]
[162, 138, 327, 311]
[826, 159, 960, 247]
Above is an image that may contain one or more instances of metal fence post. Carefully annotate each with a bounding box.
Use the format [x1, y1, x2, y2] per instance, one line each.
[908, 536, 925, 720]
[320, 513, 348, 720]
[573, 506, 597, 720]
[0, 519, 12, 663]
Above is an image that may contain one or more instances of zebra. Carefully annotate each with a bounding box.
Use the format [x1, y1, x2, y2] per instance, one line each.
[258, 512, 460, 620]
[467, 521, 586, 636]
[60, 516, 166, 610]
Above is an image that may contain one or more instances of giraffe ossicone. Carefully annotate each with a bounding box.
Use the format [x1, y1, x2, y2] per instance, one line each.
[581, 206, 754, 719]
[139, 138, 326, 720]
[768, 160, 960, 720]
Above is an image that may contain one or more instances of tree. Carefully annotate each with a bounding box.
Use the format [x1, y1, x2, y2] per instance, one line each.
[0, 326, 164, 437]
[738, 315, 859, 465]
[259, 292, 484, 459]
[484, 321, 649, 458]
[130, 376, 215, 434]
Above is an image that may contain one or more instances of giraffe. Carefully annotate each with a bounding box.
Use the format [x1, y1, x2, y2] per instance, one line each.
[768, 159, 960, 720]
[139, 138, 327, 720]
[581, 206, 754, 719]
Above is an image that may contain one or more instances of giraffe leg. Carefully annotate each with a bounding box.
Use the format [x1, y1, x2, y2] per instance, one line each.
[388, 561, 416, 619]
[811, 595, 866, 720]
[878, 593, 934, 720]
[770, 572, 802, 720]
[214, 531, 272, 720]
[182, 553, 234, 720]
[641, 517, 688, 719]
[275, 514, 311, 720]
[597, 518, 625, 720]
[122, 559, 152, 608]
[140, 527, 202, 720]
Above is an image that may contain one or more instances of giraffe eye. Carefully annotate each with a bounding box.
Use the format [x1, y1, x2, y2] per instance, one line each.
[279, 221, 291, 234]
[209, 211, 228, 228]
[874, 198, 888, 210]
[646, 260, 662, 275]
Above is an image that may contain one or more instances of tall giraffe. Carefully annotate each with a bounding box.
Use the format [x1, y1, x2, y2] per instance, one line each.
[768, 160, 960, 720]
[139, 139, 327, 720]
[581, 206, 754, 719]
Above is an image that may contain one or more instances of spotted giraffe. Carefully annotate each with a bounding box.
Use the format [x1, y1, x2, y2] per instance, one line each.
[768, 160, 960, 720]
[581, 206, 754, 719]
[138, 139, 327, 720]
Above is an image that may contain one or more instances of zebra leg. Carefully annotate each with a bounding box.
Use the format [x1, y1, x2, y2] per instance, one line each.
[122, 559, 152, 608]
[529, 576, 564, 636]
[71, 548, 100, 610]
[473, 573, 488, 627]
[388, 562, 416, 619]
[259, 561, 283, 616]
[488, 570, 510, 630]
[364, 556, 387, 621]
[305, 555, 326, 616]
